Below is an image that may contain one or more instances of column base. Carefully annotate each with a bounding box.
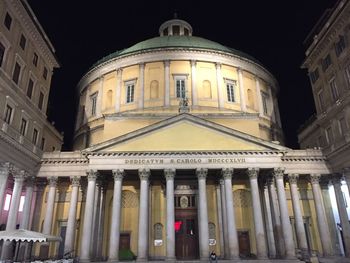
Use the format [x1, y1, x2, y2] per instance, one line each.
[136, 257, 148, 262]
[107, 259, 119, 263]
[165, 257, 176, 263]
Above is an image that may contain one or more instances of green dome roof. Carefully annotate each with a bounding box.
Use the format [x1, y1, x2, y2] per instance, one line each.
[91, 35, 262, 69]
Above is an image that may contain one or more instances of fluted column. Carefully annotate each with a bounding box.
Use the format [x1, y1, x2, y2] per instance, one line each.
[310, 174, 333, 256]
[288, 174, 308, 256]
[42, 176, 58, 234]
[139, 63, 145, 109]
[190, 60, 197, 106]
[237, 68, 247, 112]
[263, 182, 276, 258]
[220, 179, 229, 258]
[164, 169, 175, 260]
[164, 61, 170, 107]
[137, 169, 150, 261]
[273, 168, 295, 259]
[222, 168, 239, 259]
[215, 63, 224, 108]
[215, 183, 224, 258]
[20, 176, 35, 229]
[247, 168, 267, 258]
[80, 170, 98, 262]
[108, 170, 124, 262]
[332, 176, 350, 257]
[115, 69, 122, 112]
[64, 176, 80, 255]
[0, 162, 11, 212]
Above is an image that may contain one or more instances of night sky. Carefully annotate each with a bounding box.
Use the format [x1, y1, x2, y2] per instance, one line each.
[27, 1, 338, 150]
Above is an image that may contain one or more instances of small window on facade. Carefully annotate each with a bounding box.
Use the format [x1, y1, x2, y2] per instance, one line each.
[176, 79, 186, 99]
[262, 92, 269, 115]
[329, 78, 339, 101]
[38, 91, 44, 110]
[32, 128, 38, 144]
[43, 67, 48, 80]
[33, 53, 38, 67]
[3, 194, 11, 211]
[20, 118, 27, 136]
[335, 35, 346, 57]
[4, 13, 12, 30]
[0, 42, 5, 67]
[318, 90, 325, 111]
[173, 25, 180, 35]
[40, 137, 45, 150]
[4, 104, 13, 124]
[12, 62, 21, 84]
[339, 117, 347, 135]
[226, 83, 235, 102]
[126, 84, 135, 103]
[18, 196, 25, 212]
[310, 68, 319, 84]
[27, 79, 34, 98]
[184, 28, 189, 36]
[163, 28, 168, 36]
[322, 54, 332, 71]
[326, 127, 334, 144]
[19, 34, 26, 50]
[90, 93, 97, 115]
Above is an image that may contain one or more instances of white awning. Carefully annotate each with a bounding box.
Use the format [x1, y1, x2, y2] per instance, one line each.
[0, 229, 62, 242]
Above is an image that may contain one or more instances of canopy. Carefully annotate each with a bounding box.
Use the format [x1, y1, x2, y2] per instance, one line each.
[0, 229, 62, 242]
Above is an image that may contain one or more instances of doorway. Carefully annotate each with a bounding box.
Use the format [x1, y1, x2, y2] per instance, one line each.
[238, 230, 251, 257]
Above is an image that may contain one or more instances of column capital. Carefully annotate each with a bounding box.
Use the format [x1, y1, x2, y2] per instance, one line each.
[112, 169, 125, 181]
[215, 62, 222, 69]
[70, 176, 80, 187]
[47, 176, 58, 187]
[222, 168, 233, 179]
[87, 170, 99, 181]
[164, 60, 170, 67]
[330, 173, 343, 185]
[247, 168, 259, 179]
[237, 67, 243, 73]
[310, 174, 321, 184]
[12, 169, 26, 182]
[164, 169, 175, 180]
[273, 167, 285, 180]
[0, 162, 12, 176]
[343, 167, 350, 177]
[139, 62, 145, 69]
[190, 60, 197, 67]
[25, 175, 36, 187]
[196, 168, 208, 180]
[139, 168, 150, 180]
[116, 68, 123, 75]
[288, 174, 299, 184]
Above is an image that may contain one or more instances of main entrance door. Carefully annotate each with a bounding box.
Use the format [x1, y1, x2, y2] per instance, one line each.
[175, 194, 199, 259]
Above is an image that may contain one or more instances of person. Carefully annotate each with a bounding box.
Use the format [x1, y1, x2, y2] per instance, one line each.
[210, 251, 217, 263]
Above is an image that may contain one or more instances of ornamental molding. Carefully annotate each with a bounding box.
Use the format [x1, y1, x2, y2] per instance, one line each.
[112, 169, 124, 181]
[196, 168, 208, 179]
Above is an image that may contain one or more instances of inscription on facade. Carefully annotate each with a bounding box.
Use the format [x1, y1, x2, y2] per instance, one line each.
[124, 158, 246, 165]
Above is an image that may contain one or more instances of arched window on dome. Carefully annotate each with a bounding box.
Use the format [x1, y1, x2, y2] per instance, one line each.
[107, 89, 113, 108]
[202, 80, 212, 98]
[247, 89, 254, 109]
[150, 80, 159, 99]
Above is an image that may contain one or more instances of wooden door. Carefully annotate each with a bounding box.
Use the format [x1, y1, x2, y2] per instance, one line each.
[119, 233, 130, 250]
[238, 231, 250, 257]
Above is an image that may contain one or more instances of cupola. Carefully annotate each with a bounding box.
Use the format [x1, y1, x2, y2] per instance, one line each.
[158, 14, 193, 36]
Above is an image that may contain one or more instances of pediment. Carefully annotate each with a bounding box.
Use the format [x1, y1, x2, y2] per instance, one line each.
[87, 114, 288, 152]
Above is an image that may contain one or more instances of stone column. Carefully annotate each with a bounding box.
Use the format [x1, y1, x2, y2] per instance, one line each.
[215, 63, 224, 109]
[215, 183, 224, 258]
[288, 174, 308, 257]
[310, 174, 333, 256]
[222, 168, 239, 259]
[344, 168, 350, 198]
[139, 63, 145, 109]
[237, 68, 247, 112]
[190, 60, 197, 106]
[64, 176, 80, 255]
[220, 179, 229, 258]
[42, 177, 58, 235]
[115, 69, 122, 112]
[247, 168, 267, 258]
[108, 169, 124, 262]
[137, 169, 150, 261]
[80, 170, 98, 262]
[0, 162, 11, 212]
[164, 61, 170, 107]
[31, 182, 46, 231]
[197, 168, 210, 260]
[91, 180, 102, 258]
[255, 77, 264, 117]
[164, 169, 176, 260]
[267, 177, 285, 257]
[97, 182, 107, 258]
[274, 168, 295, 259]
[263, 182, 276, 258]
[1, 169, 25, 260]
[332, 176, 350, 257]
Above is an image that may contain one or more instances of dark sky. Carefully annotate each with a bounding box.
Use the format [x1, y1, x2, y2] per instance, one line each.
[27, 0, 338, 150]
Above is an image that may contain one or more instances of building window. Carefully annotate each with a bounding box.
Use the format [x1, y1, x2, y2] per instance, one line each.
[32, 128, 38, 145]
[310, 68, 319, 84]
[318, 90, 325, 111]
[322, 54, 332, 71]
[173, 25, 180, 35]
[12, 62, 21, 84]
[32, 53, 38, 67]
[40, 137, 45, 150]
[335, 35, 346, 57]
[329, 78, 339, 101]
[3, 194, 11, 211]
[0, 42, 5, 67]
[38, 91, 44, 110]
[163, 28, 168, 36]
[20, 118, 27, 136]
[325, 126, 334, 144]
[176, 79, 186, 99]
[4, 13, 12, 30]
[339, 117, 347, 135]
[4, 105, 13, 124]
[226, 82, 235, 102]
[184, 28, 189, 36]
[90, 93, 97, 115]
[43, 67, 48, 80]
[18, 196, 25, 212]
[19, 34, 26, 50]
[262, 92, 269, 115]
[27, 79, 34, 98]
[126, 84, 135, 103]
